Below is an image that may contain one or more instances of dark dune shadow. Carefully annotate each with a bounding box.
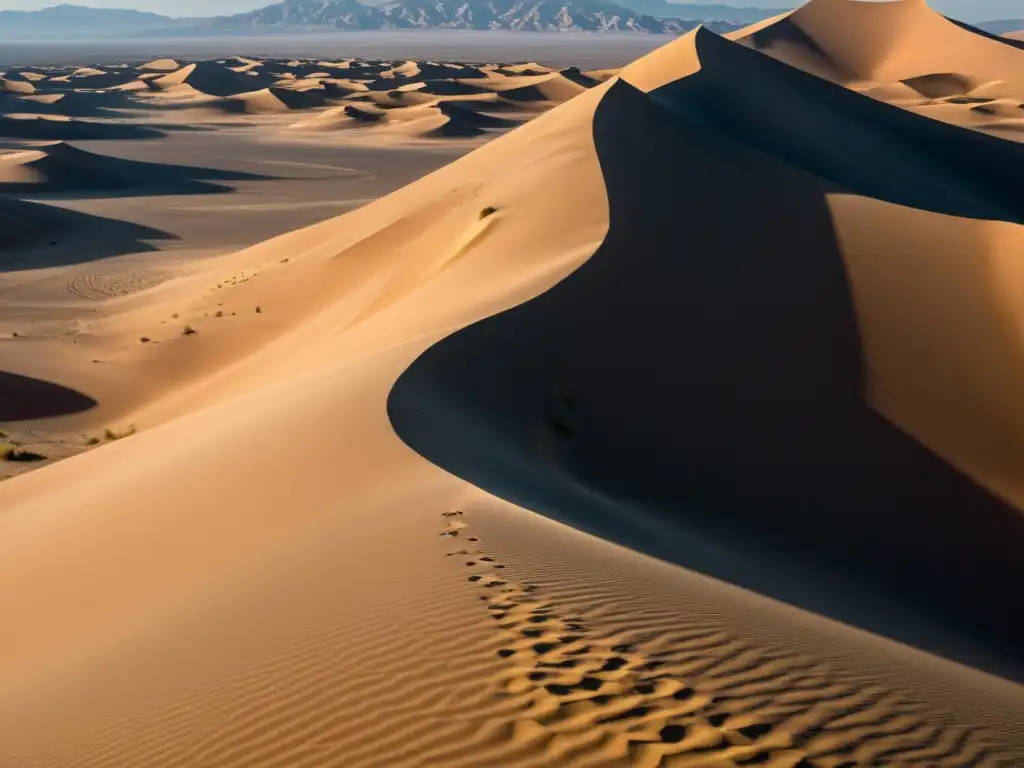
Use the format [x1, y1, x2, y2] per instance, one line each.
[0, 371, 96, 420]
[388, 66, 1024, 679]
[0, 90, 133, 119]
[0, 141, 271, 198]
[0, 116, 165, 141]
[145, 61, 275, 98]
[0, 197, 175, 269]
[647, 30, 1024, 225]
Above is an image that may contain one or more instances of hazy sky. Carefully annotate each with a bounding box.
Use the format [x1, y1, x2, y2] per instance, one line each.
[0, 0, 1016, 21]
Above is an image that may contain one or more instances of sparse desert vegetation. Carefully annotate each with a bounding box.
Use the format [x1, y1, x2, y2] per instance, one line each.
[1, 444, 47, 462]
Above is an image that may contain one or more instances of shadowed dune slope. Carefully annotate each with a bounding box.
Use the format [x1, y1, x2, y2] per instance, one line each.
[0, 372, 97, 421]
[0, 141, 266, 196]
[0, 90, 132, 118]
[0, 114, 163, 141]
[0, 196, 172, 268]
[389, 28, 1024, 672]
[643, 29, 1024, 222]
[148, 61, 272, 97]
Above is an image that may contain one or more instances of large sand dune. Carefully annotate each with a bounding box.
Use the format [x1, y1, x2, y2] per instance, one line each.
[730, 0, 1024, 137]
[2, 2, 1024, 766]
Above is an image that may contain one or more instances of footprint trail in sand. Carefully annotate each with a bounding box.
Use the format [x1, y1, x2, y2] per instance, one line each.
[437, 510, 1007, 768]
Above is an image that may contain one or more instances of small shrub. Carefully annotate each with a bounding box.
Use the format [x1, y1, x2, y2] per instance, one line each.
[255, 306, 262, 314]
[85, 436, 101, 446]
[103, 425, 136, 442]
[140, 336, 151, 343]
[479, 205, 498, 219]
[172, 313, 179, 319]
[1, 445, 46, 462]
[183, 325, 197, 335]
[215, 310, 224, 318]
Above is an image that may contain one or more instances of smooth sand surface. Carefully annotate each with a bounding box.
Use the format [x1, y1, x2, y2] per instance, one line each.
[2, 2, 1024, 766]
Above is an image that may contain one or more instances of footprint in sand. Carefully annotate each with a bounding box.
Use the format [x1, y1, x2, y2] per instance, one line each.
[435, 509, 993, 767]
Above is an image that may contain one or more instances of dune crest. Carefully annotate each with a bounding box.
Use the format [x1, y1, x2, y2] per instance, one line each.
[726, 0, 1024, 136]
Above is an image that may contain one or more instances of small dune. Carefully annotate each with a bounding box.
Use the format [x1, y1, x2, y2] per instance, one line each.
[139, 58, 182, 72]
[0, 141, 265, 195]
[148, 61, 273, 98]
[0, 113, 163, 140]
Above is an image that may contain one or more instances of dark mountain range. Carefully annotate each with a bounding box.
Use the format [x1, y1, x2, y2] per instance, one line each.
[0, 0, 775, 38]
[974, 18, 1024, 35]
[0, 4, 188, 38]
[175, 0, 750, 34]
[0, 0, 1018, 40]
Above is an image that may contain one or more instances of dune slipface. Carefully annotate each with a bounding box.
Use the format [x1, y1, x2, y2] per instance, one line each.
[3, 2, 1024, 767]
[391, 20, 1024, 669]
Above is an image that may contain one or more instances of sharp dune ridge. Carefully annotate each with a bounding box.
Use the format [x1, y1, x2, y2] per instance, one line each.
[2, 1, 1024, 766]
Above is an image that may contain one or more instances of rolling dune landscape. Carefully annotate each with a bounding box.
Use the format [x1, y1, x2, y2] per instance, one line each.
[2, 0, 1024, 766]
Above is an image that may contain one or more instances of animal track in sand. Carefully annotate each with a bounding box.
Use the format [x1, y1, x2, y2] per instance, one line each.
[436, 510, 1006, 767]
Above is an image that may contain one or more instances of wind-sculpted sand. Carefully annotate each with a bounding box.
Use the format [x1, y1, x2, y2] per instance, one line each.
[2, 2, 1023, 766]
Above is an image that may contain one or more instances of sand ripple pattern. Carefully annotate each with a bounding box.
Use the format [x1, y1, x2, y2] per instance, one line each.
[435, 511, 1010, 767]
[66, 270, 165, 300]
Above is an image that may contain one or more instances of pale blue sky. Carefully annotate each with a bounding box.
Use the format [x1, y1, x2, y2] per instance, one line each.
[0, 0, 1015, 21]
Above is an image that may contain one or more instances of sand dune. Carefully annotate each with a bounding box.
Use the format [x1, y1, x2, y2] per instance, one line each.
[0, 141, 265, 195]
[0, 90, 130, 118]
[139, 58, 182, 72]
[0, 77, 36, 94]
[0, 195, 171, 268]
[2, 3, 1024, 766]
[292, 97, 521, 138]
[395, 27, 1024, 667]
[729, 0, 1024, 135]
[195, 86, 330, 115]
[148, 61, 273, 98]
[0, 113, 163, 140]
[118, 56, 583, 140]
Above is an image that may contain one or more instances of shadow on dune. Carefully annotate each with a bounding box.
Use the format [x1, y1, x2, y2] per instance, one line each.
[0, 371, 96, 421]
[0, 90, 135, 119]
[0, 197, 175, 269]
[0, 141, 271, 198]
[650, 30, 1024, 225]
[0, 116, 164, 142]
[389, 35, 1024, 680]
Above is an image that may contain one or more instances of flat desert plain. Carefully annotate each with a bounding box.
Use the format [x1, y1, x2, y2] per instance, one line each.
[2, 1, 1024, 766]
